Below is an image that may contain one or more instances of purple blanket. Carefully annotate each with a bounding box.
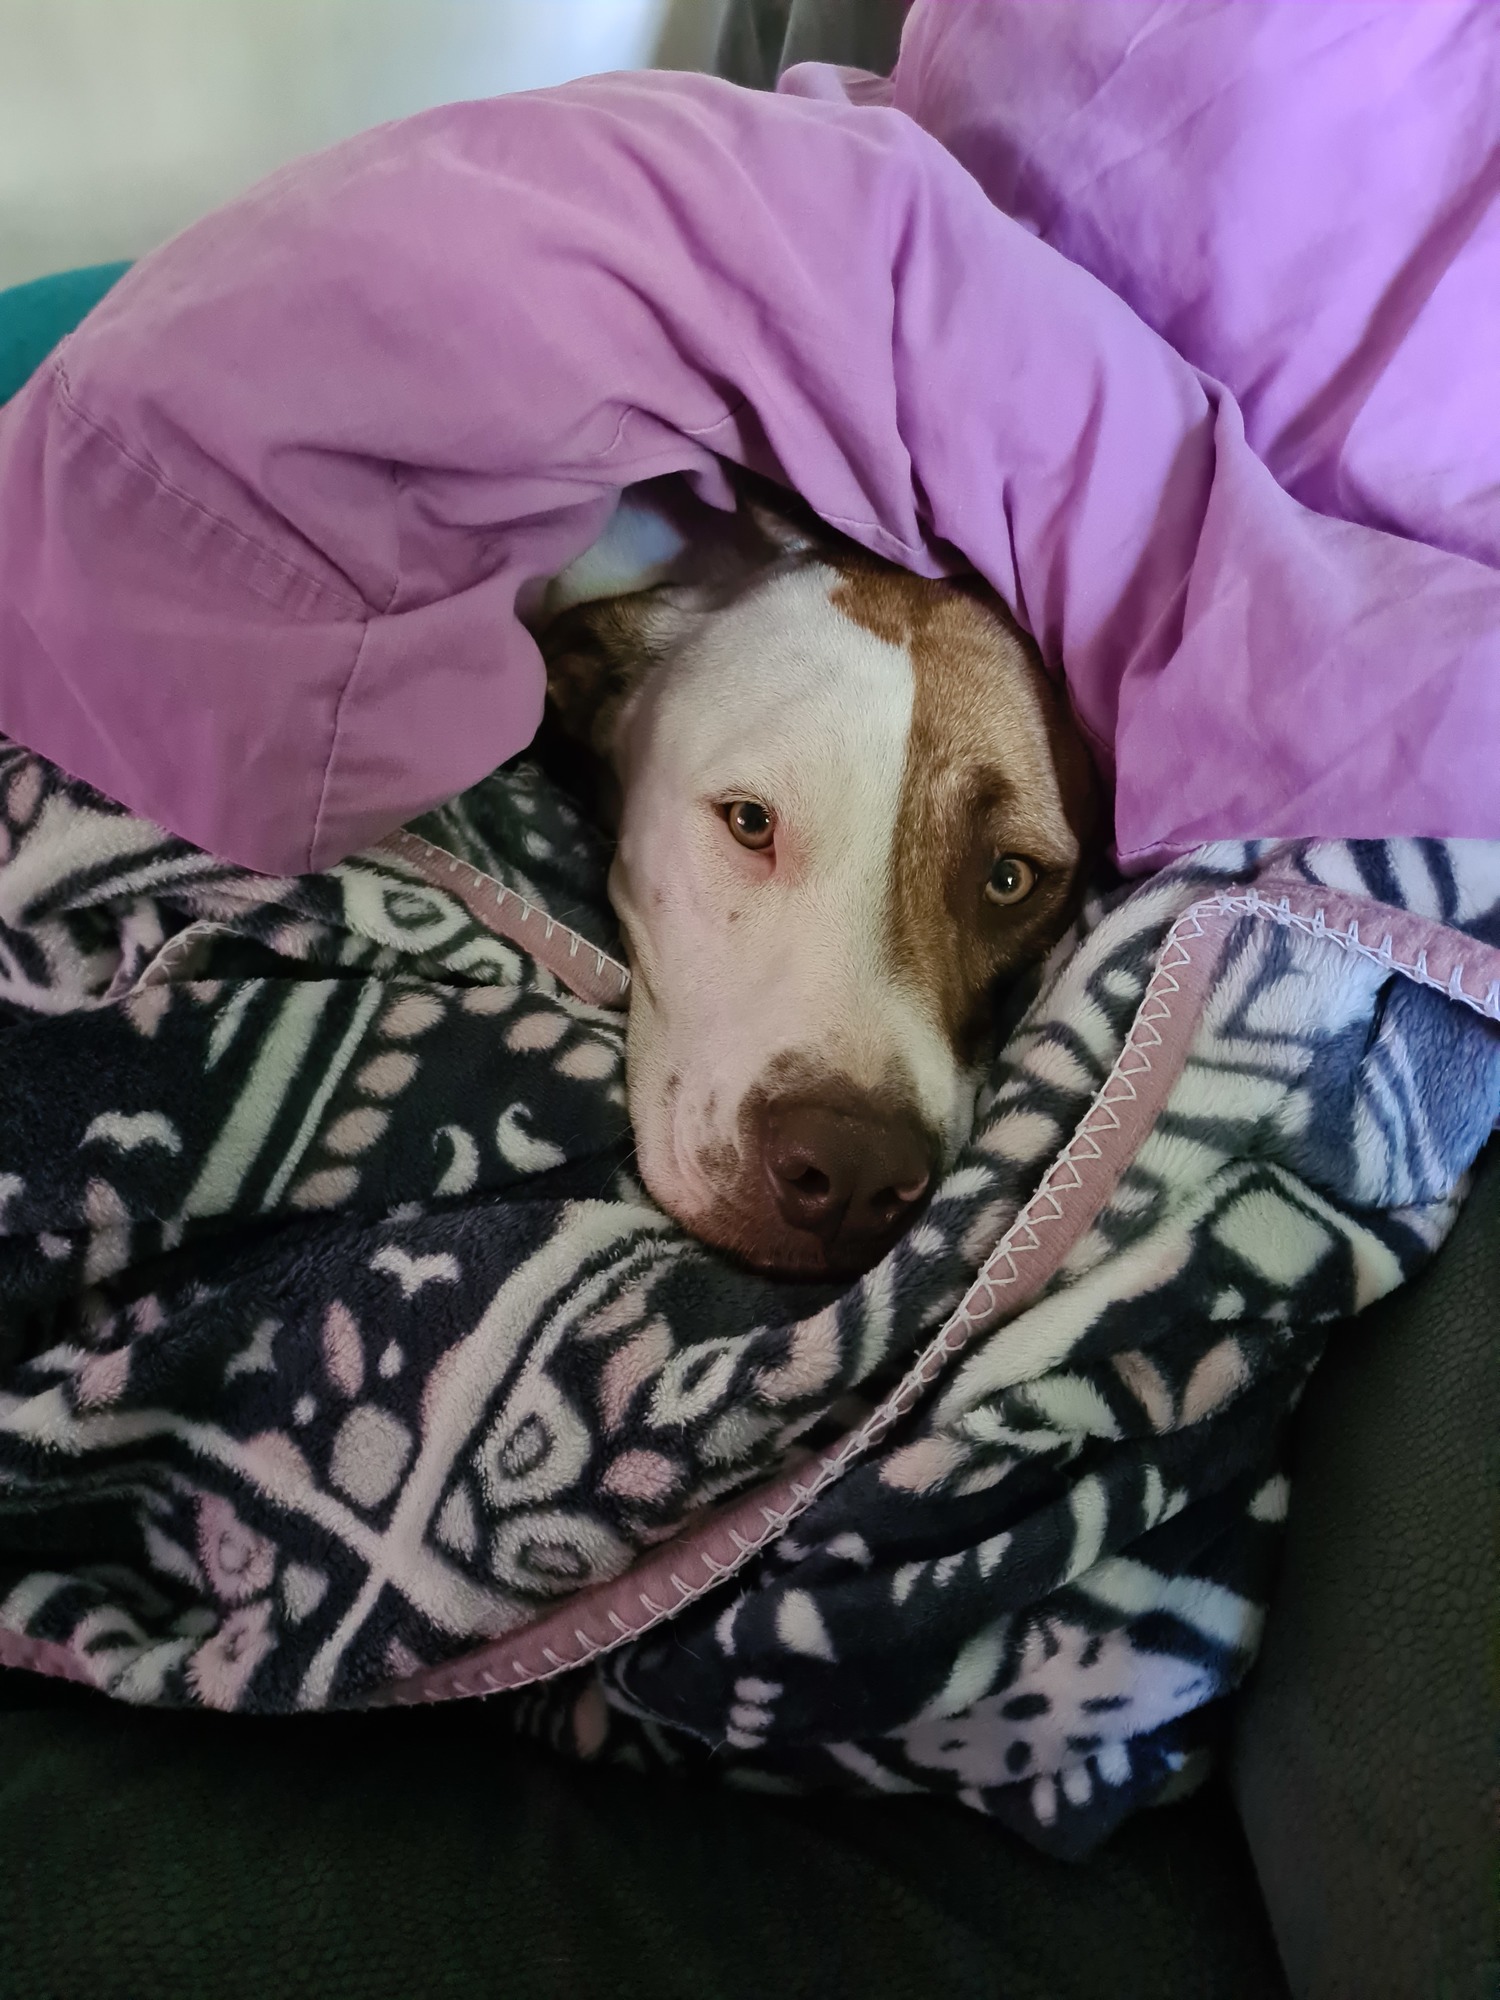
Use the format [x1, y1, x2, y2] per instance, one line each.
[0, 2, 1497, 878]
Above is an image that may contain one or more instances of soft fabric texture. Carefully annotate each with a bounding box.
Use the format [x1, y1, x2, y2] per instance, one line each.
[3, 723, 1499, 1857]
[1, 16, 1499, 875]
[4, 0, 1500, 1879]
[890, 2, 1500, 572]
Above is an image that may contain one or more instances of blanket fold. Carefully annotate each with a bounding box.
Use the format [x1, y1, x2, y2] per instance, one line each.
[2, 24, 1499, 875]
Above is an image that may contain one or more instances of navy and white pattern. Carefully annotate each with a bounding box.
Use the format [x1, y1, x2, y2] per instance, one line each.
[2, 735, 1498, 1856]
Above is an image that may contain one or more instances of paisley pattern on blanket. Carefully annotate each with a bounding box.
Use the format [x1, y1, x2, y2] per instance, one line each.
[2, 737, 1498, 1857]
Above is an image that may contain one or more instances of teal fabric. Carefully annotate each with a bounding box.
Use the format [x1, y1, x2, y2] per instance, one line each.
[0, 261, 131, 405]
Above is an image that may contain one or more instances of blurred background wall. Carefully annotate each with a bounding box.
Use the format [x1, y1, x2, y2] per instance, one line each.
[0, 0, 732, 289]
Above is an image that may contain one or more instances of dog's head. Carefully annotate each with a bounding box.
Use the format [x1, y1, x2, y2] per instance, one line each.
[539, 482, 1098, 1280]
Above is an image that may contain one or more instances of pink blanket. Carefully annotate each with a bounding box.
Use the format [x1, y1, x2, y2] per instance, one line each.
[0, 2, 1495, 876]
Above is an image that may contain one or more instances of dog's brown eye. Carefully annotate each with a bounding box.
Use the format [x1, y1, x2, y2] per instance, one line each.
[725, 800, 774, 851]
[985, 855, 1037, 906]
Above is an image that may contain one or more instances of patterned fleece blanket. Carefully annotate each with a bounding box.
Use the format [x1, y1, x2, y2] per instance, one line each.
[2, 737, 1498, 1858]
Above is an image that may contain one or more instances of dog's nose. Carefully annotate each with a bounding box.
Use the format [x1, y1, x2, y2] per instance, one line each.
[762, 1100, 935, 1265]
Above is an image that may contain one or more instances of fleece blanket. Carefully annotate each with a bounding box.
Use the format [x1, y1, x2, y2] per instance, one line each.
[1, 11, 1499, 878]
[3, 729, 1499, 1856]
[3, 0, 1500, 1862]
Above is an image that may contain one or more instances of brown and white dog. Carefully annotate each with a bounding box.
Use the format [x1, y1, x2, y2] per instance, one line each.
[536, 476, 1098, 1281]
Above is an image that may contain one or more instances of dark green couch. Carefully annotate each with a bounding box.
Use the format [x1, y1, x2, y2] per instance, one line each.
[2, 1667, 1283, 2000]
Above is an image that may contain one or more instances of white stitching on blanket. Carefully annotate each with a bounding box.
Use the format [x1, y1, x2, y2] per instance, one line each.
[373, 828, 631, 1005]
[383, 902, 1223, 1702]
[1212, 885, 1500, 1022]
[132, 921, 239, 990]
[382, 877, 1500, 1705]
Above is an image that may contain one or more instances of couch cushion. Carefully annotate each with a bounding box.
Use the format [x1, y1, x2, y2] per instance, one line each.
[1232, 1145, 1500, 1999]
[0, 1670, 1287, 2000]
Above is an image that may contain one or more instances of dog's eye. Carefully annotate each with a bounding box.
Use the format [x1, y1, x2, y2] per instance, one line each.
[985, 855, 1037, 907]
[725, 800, 775, 851]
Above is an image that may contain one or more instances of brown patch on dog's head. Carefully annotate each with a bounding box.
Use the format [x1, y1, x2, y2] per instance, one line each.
[830, 561, 1098, 1057]
[534, 477, 816, 819]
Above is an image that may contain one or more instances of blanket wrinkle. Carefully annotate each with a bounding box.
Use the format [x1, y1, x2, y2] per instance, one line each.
[890, 0, 1500, 569]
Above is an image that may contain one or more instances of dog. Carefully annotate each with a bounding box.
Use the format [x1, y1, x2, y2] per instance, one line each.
[535, 475, 1098, 1281]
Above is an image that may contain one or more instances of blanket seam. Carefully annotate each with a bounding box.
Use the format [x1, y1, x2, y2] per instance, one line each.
[381, 897, 1226, 1703]
[309, 617, 377, 874]
[51, 360, 368, 618]
[381, 881, 1500, 1707]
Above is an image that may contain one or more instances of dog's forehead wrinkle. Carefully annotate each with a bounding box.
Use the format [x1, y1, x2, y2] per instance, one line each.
[686, 565, 912, 695]
[652, 565, 916, 881]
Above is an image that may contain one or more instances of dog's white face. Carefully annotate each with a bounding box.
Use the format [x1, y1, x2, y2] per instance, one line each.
[541, 490, 1096, 1280]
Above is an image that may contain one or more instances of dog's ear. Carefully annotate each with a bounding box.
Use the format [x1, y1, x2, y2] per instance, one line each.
[731, 467, 827, 564]
[535, 586, 697, 826]
[540, 593, 667, 757]
[740, 494, 818, 560]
